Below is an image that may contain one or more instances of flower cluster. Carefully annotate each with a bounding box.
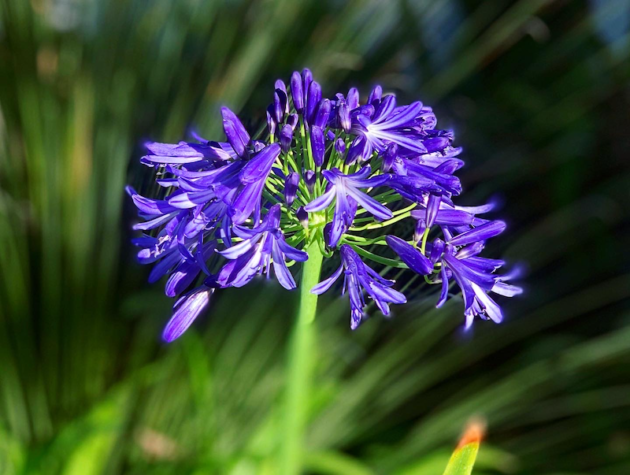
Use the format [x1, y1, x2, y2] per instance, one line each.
[128, 69, 521, 341]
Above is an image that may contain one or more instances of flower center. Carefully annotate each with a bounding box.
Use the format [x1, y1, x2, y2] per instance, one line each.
[309, 210, 327, 230]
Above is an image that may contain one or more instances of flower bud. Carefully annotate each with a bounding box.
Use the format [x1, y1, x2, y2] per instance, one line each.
[274, 89, 287, 124]
[338, 103, 351, 132]
[304, 170, 316, 193]
[335, 138, 346, 155]
[274, 79, 289, 113]
[305, 81, 322, 124]
[313, 98, 331, 128]
[221, 106, 250, 157]
[287, 113, 298, 130]
[368, 85, 382, 105]
[347, 87, 359, 110]
[280, 124, 294, 153]
[310, 125, 325, 167]
[266, 108, 276, 136]
[291, 71, 304, 112]
[284, 172, 299, 206]
[297, 206, 308, 229]
[382, 144, 397, 172]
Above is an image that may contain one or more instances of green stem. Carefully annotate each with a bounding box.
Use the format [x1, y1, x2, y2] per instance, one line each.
[280, 239, 324, 475]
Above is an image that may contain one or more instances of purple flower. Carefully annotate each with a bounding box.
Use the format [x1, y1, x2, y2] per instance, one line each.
[304, 166, 392, 247]
[351, 99, 427, 155]
[128, 69, 520, 339]
[217, 205, 308, 290]
[438, 239, 521, 329]
[312, 244, 406, 329]
[387, 220, 521, 328]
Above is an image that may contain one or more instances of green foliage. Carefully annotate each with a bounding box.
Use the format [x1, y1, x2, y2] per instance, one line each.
[1, 0, 629, 474]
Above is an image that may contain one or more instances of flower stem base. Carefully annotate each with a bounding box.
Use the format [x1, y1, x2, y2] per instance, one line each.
[280, 239, 323, 475]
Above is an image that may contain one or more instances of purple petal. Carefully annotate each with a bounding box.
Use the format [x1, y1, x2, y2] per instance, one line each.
[386, 235, 433, 275]
[165, 259, 202, 298]
[148, 249, 181, 283]
[239, 143, 281, 184]
[443, 252, 495, 290]
[221, 107, 250, 157]
[276, 237, 308, 262]
[311, 264, 343, 295]
[423, 136, 450, 153]
[372, 95, 396, 123]
[345, 187, 392, 221]
[127, 187, 179, 215]
[346, 136, 371, 165]
[304, 188, 335, 212]
[368, 129, 427, 154]
[492, 281, 523, 297]
[472, 283, 503, 323]
[145, 141, 203, 157]
[378, 101, 422, 129]
[220, 233, 263, 259]
[426, 193, 441, 227]
[449, 220, 506, 246]
[142, 154, 204, 165]
[133, 212, 177, 231]
[411, 208, 474, 227]
[220, 247, 262, 288]
[436, 265, 449, 307]
[382, 144, 397, 172]
[271, 240, 297, 290]
[329, 194, 355, 247]
[230, 180, 265, 224]
[167, 189, 215, 209]
[162, 287, 213, 342]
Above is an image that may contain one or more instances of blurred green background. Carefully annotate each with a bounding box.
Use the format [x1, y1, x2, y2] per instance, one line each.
[1, 0, 629, 473]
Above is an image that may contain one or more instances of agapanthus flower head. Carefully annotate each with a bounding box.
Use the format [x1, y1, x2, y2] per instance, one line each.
[128, 70, 521, 340]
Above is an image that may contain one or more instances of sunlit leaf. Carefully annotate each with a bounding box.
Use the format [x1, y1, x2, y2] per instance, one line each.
[442, 422, 484, 475]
